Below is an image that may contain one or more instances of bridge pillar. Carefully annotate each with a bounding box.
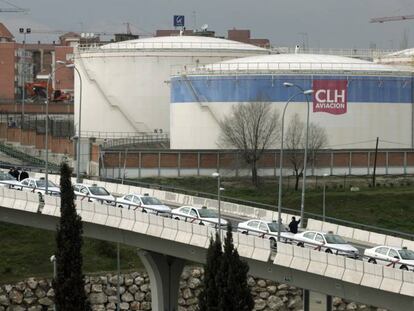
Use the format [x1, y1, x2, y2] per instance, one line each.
[138, 250, 186, 311]
[303, 289, 333, 311]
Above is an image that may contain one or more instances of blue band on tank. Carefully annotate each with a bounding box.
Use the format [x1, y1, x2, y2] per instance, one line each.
[171, 74, 413, 104]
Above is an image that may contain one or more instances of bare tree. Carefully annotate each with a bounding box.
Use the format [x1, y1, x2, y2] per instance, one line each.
[219, 102, 280, 186]
[285, 113, 328, 190]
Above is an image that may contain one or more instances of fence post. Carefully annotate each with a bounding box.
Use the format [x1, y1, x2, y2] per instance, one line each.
[178, 152, 181, 177]
[197, 152, 200, 176]
[158, 152, 161, 177]
[367, 151, 371, 175]
[349, 151, 352, 175]
[138, 152, 142, 179]
[404, 151, 407, 175]
[385, 151, 389, 175]
[330, 152, 333, 175]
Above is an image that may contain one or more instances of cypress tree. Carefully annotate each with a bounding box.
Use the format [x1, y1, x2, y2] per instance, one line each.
[199, 233, 223, 311]
[53, 163, 88, 310]
[218, 223, 254, 311]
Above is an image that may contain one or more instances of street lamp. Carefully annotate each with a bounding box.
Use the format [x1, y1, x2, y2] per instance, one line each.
[277, 87, 313, 241]
[212, 172, 224, 238]
[283, 82, 313, 228]
[322, 173, 329, 222]
[65, 63, 83, 182]
[45, 60, 66, 194]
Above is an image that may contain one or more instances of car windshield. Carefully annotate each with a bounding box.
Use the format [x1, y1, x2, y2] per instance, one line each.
[324, 234, 347, 244]
[89, 187, 110, 196]
[198, 209, 218, 218]
[37, 180, 57, 188]
[267, 222, 288, 232]
[141, 196, 162, 205]
[399, 249, 414, 260]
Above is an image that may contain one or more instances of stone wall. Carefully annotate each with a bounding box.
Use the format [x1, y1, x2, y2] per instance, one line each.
[0, 267, 387, 311]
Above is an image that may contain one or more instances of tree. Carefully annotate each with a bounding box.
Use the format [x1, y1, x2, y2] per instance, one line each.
[218, 102, 280, 186]
[217, 224, 254, 311]
[285, 113, 328, 190]
[199, 233, 223, 311]
[53, 163, 88, 310]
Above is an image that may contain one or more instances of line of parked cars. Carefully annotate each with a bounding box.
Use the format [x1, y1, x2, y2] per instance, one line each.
[1, 174, 413, 271]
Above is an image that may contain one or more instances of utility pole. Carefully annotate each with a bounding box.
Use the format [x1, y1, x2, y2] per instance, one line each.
[372, 137, 379, 187]
[19, 27, 31, 131]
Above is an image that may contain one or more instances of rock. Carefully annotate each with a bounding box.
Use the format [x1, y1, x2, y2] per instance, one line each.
[15, 282, 25, 291]
[254, 298, 266, 310]
[141, 302, 151, 310]
[23, 288, 34, 298]
[182, 288, 193, 299]
[257, 279, 267, 288]
[90, 276, 101, 284]
[121, 291, 134, 302]
[130, 301, 141, 310]
[247, 276, 256, 287]
[120, 302, 130, 310]
[106, 302, 116, 310]
[23, 297, 37, 305]
[26, 278, 38, 290]
[28, 306, 42, 311]
[131, 272, 140, 279]
[181, 270, 191, 280]
[357, 305, 371, 311]
[267, 295, 284, 310]
[91, 304, 105, 311]
[178, 297, 186, 305]
[337, 303, 346, 311]
[38, 297, 54, 306]
[34, 287, 46, 298]
[134, 276, 145, 285]
[288, 295, 302, 309]
[109, 275, 123, 286]
[99, 276, 108, 285]
[3, 285, 12, 293]
[179, 280, 187, 289]
[89, 293, 107, 304]
[84, 284, 91, 294]
[128, 284, 139, 294]
[107, 295, 118, 303]
[0, 295, 9, 306]
[124, 275, 134, 286]
[140, 284, 150, 292]
[134, 292, 146, 302]
[91, 284, 103, 293]
[104, 286, 117, 296]
[46, 288, 54, 298]
[259, 291, 270, 299]
[267, 285, 277, 294]
[9, 289, 23, 304]
[346, 302, 358, 310]
[191, 268, 202, 278]
[277, 284, 289, 291]
[276, 290, 289, 297]
[186, 297, 199, 305]
[8, 306, 25, 311]
[38, 280, 49, 289]
[188, 277, 201, 289]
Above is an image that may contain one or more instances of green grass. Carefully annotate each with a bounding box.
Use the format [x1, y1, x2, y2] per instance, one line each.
[135, 175, 414, 235]
[0, 222, 143, 283]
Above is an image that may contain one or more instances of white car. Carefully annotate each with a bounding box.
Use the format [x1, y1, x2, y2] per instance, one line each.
[18, 177, 60, 195]
[364, 246, 414, 270]
[116, 194, 171, 215]
[237, 219, 294, 245]
[73, 183, 115, 205]
[294, 231, 359, 258]
[0, 172, 21, 189]
[171, 206, 228, 227]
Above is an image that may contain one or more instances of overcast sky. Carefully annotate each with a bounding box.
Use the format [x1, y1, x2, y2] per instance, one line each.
[2, 0, 414, 49]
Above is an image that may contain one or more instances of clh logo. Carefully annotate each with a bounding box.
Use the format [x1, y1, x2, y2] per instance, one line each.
[313, 80, 347, 115]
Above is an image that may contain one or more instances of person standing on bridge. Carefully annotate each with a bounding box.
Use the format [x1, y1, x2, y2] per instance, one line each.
[289, 216, 301, 234]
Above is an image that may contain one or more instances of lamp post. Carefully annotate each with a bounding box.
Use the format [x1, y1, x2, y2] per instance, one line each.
[277, 88, 313, 241]
[45, 60, 66, 194]
[283, 82, 312, 228]
[50, 255, 56, 311]
[65, 63, 83, 182]
[212, 172, 223, 238]
[322, 173, 329, 222]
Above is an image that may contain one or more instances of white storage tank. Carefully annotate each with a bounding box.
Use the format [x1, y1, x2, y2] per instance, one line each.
[73, 36, 269, 137]
[170, 54, 413, 149]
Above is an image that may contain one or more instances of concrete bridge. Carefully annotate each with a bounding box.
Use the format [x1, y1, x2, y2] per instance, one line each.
[0, 174, 413, 311]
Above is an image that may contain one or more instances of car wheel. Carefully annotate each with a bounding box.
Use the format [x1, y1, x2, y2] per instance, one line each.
[269, 237, 277, 248]
[142, 209, 147, 213]
[368, 258, 377, 264]
[325, 249, 333, 254]
[400, 265, 409, 271]
[297, 242, 304, 247]
[174, 217, 180, 221]
[118, 205, 123, 208]
[199, 221, 205, 226]
[241, 231, 248, 235]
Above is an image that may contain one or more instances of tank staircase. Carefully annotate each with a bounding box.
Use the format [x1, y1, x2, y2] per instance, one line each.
[0, 142, 61, 171]
[101, 133, 170, 151]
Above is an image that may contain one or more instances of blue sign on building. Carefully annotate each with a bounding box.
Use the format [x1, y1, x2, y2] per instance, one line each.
[173, 15, 185, 27]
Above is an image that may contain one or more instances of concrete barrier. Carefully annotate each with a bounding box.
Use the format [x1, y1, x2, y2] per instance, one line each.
[116, 184, 130, 196]
[92, 204, 108, 225]
[385, 235, 403, 248]
[26, 192, 39, 213]
[236, 233, 255, 258]
[2, 188, 16, 208]
[190, 223, 209, 248]
[324, 253, 345, 279]
[380, 266, 403, 293]
[273, 242, 293, 267]
[307, 249, 328, 275]
[79, 201, 95, 222]
[306, 219, 323, 232]
[42, 196, 58, 216]
[322, 222, 339, 234]
[161, 218, 179, 241]
[118, 209, 136, 231]
[342, 258, 363, 284]
[352, 229, 370, 243]
[13, 190, 27, 210]
[132, 211, 149, 234]
[251, 237, 271, 262]
[400, 270, 414, 296]
[368, 232, 386, 246]
[105, 206, 122, 228]
[337, 225, 354, 240]
[147, 214, 164, 237]
[175, 221, 193, 244]
[361, 262, 383, 289]
[290, 246, 310, 271]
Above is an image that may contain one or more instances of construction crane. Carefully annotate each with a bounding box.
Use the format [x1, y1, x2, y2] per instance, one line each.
[370, 15, 414, 23]
[0, 0, 29, 13]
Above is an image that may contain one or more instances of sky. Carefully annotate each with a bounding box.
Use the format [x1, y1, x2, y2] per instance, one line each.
[2, 0, 414, 49]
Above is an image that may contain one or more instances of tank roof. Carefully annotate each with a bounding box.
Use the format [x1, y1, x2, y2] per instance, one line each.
[100, 35, 268, 52]
[196, 53, 411, 74]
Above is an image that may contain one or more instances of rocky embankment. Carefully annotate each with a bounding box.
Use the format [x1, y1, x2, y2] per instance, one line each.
[0, 267, 387, 311]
